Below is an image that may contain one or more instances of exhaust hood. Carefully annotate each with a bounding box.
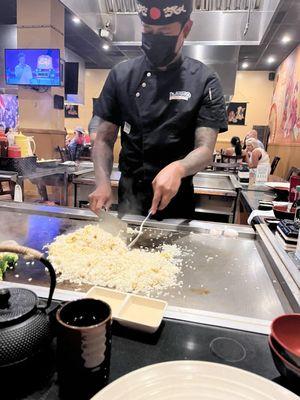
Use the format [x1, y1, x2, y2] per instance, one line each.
[63, 0, 280, 45]
[61, 0, 281, 96]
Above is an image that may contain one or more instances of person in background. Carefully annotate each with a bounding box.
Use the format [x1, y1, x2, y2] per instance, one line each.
[5, 126, 13, 136]
[67, 127, 85, 161]
[224, 136, 245, 157]
[65, 128, 74, 145]
[245, 138, 270, 168]
[0, 124, 5, 134]
[15, 52, 33, 85]
[243, 129, 264, 150]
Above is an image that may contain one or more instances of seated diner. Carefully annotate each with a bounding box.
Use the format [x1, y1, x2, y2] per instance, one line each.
[245, 138, 270, 168]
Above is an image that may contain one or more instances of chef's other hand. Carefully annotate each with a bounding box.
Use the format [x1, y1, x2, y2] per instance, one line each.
[89, 184, 112, 215]
[151, 161, 185, 214]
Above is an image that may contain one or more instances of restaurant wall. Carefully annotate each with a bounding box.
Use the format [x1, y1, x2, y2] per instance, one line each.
[64, 69, 109, 131]
[268, 45, 300, 178]
[216, 70, 274, 151]
[0, 25, 17, 92]
[65, 48, 85, 105]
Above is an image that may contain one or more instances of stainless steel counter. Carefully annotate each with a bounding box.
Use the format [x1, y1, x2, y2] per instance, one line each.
[72, 170, 240, 221]
[0, 170, 18, 181]
[0, 203, 296, 332]
[73, 170, 239, 194]
[193, 172, 240, 195]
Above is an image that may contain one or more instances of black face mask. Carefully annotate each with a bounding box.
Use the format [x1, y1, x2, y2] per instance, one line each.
[142, 32, 180, 68]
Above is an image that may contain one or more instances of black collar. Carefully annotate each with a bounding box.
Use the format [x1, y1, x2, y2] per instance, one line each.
[144, 54, 185, 73]
[131, 55, 185, 95]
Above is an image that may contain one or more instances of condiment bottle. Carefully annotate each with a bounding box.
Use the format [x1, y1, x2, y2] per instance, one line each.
[238, 163, 250, 183]
[289, 175, 300, 203]
[294, 186, 300, 224]
[296, 230, 300, 261]
[0, 131, 8, 157]
[8, 145, 22, 158]
[6, 129, 16, 147]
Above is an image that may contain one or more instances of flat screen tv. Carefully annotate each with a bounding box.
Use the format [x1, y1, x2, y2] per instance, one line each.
[65, 62, 79, 95]
[5, 49, 61, 86]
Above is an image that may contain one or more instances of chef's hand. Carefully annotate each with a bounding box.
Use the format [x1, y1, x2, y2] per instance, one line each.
[151, 161, 185, 214]
[89, 183, 112, 215]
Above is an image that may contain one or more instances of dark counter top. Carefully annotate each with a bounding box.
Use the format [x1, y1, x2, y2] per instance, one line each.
[7, 317, 299, 399]
[241, 190, 276, 212]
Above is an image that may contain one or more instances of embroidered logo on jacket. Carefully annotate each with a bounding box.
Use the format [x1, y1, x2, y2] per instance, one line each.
[169, 91, 191, 101]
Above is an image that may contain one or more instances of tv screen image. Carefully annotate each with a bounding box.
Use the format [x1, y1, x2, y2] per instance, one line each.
[5, 49, 61, 86]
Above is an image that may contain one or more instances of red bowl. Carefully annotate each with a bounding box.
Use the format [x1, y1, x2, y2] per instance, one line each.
[269, 336, 300, 381]
[271, 314, 300, 367]
[273, 205, 296, 220]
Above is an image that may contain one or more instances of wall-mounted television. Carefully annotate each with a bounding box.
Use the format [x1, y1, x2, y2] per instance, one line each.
[5, 49, 61, 86]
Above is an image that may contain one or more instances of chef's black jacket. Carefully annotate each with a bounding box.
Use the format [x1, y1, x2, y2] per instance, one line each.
[94, 55, 228, 219]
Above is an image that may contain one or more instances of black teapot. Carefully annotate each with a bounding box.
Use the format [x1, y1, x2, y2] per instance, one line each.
[0, 243, 56, 369]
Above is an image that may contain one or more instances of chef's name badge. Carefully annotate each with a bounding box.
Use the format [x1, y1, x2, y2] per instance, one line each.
[169, 91, 191, 101]
[124, 121, 131, 134]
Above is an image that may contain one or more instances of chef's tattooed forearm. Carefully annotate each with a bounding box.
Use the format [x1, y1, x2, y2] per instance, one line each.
[88, 115, 102, 139]
[178, 127, 218, 177]
[92, 118, 119, 186]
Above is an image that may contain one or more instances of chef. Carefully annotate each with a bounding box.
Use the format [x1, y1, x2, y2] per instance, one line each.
[89, 0, 228, 219]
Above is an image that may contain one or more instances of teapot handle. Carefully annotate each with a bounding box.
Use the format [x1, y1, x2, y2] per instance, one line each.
[0, 243, 56, 310]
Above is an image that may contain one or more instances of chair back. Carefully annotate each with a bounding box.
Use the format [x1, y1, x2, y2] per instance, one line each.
[286, 167, 300, 181]
[270, 156, 280, 175]
[55, 146, 66, 162]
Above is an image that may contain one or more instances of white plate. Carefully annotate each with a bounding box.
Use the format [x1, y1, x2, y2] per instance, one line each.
[92, 361, 298, 400]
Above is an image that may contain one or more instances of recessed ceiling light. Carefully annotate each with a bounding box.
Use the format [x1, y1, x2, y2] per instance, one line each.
[281, 35, 291, 44]
[267, 56, 276, 64]
[242, 62, 249, 69]
[102, 43, 110, 51]
[72, 16, 81, 24]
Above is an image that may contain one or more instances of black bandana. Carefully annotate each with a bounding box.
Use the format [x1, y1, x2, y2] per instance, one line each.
[136, 0, 192, 25]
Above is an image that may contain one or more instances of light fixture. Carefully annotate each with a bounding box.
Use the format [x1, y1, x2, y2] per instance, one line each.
[102, 43, 110, 51]
[241, 62, 249, 69]
[281, 35, 291, 44]
[267, 56, 276, 64]
[72, 16, 81, 24]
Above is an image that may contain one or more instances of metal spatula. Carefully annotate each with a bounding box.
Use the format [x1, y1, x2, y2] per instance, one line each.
[98, 209, 127, 239]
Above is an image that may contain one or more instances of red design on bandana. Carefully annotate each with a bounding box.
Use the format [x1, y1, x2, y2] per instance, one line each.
[150, 7, 161, 20]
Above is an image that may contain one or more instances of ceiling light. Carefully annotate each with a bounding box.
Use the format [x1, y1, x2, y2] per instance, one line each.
[102, 43, 110, 51]
[281, 35, 291, 44]
[242, 62, 249, 69]
[72, 16, 81, 24]
[267, 56, 276, 64]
